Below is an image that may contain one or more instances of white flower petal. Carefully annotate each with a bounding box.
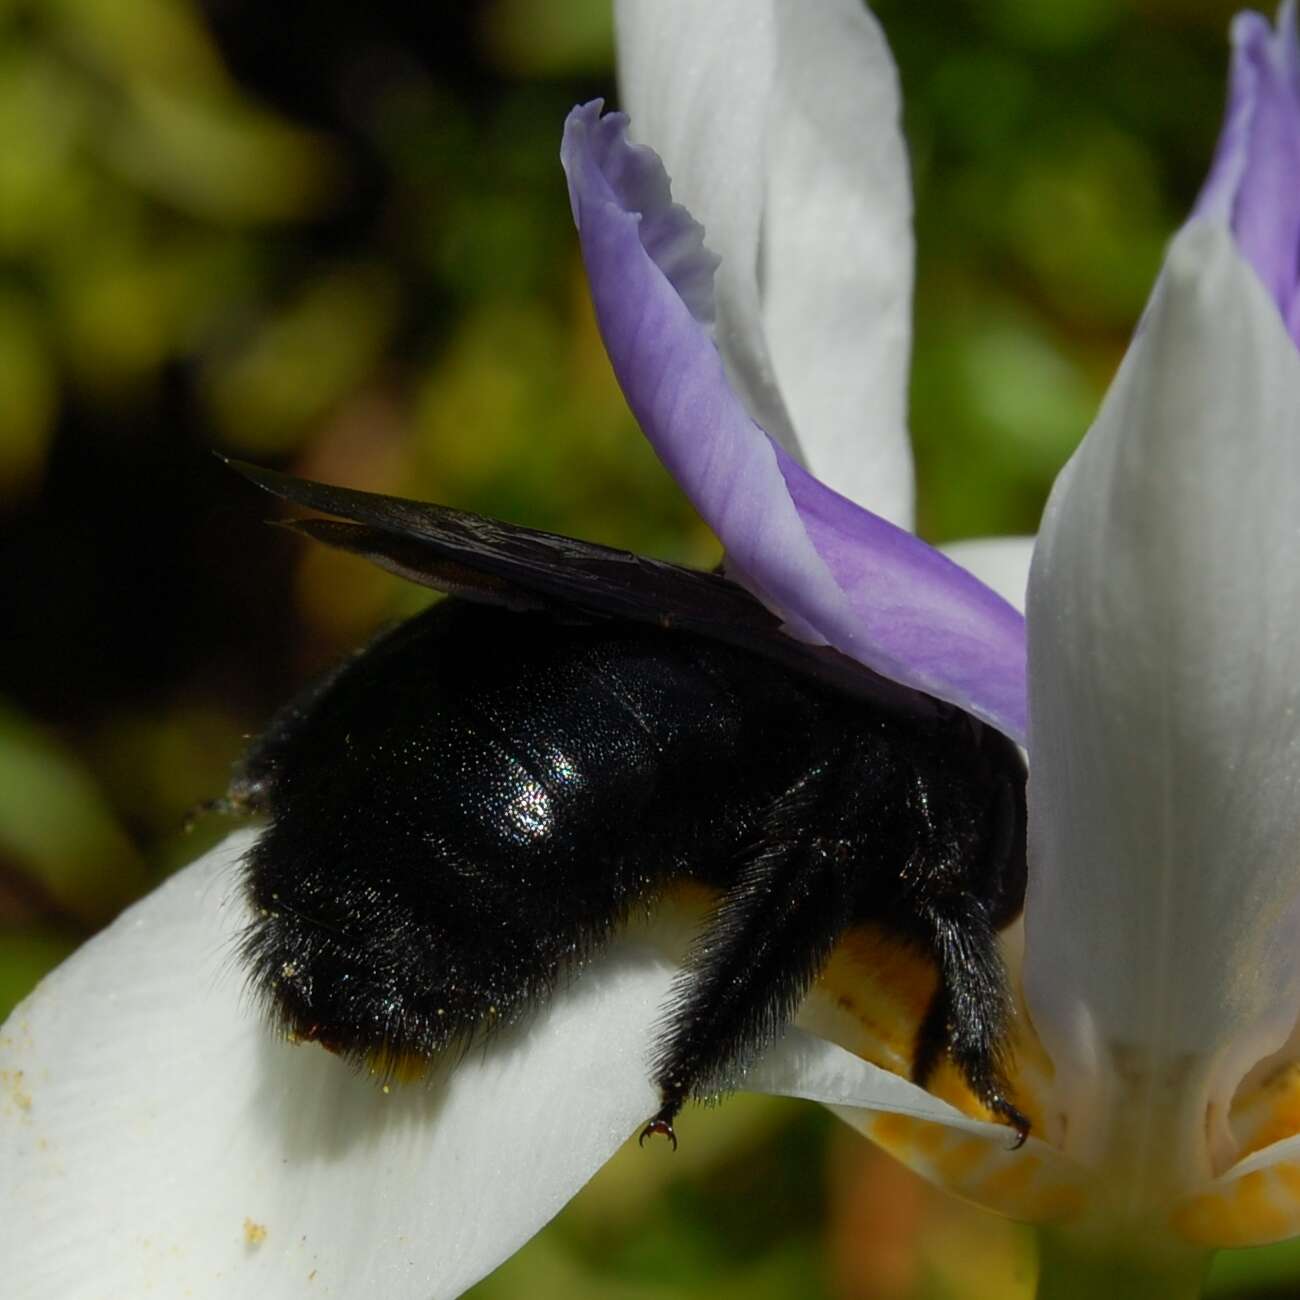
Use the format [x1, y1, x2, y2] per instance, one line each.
[1025, 220, 1300, 1199]
[761, 0, 915, 524]
[614, 0, 915, 526]
[941, 536, 1038, 615]
[752, 1026, 1006, 1136]
[1, 832, 674, 1300]
[614, 0, 781, 435]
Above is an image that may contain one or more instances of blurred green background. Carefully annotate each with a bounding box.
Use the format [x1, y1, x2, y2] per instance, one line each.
[0, 0, 1292, 1295]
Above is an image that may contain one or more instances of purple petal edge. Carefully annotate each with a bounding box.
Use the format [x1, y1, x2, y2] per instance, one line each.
[561, 102, 1027, 742]
[1195, 2, 1300, 342]
[775, 448, 1028, 741]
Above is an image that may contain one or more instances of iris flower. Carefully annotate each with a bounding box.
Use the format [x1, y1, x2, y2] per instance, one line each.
[6, 1, 1300, 1296]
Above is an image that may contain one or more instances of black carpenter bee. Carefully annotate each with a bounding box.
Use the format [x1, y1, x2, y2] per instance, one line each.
[229, 461, 1029, 1148]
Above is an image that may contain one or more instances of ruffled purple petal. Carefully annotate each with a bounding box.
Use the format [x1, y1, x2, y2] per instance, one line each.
[1194, 2, 1300, 341]
[566, 102, 720, 331]
[561, 101, 1027, 741]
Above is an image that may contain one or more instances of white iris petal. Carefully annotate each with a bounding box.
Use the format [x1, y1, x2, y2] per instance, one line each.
[615, 0, 915, 525]
[1026, 220, 1300, 1216]
[2, 832, 678, 1299]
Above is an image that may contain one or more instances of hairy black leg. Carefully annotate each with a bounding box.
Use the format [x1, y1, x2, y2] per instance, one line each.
[911, 897, 1029, 1147]
[642, 771, 855, 1147]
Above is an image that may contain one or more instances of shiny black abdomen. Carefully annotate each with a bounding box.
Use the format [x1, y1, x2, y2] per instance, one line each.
[244, 601, 824, 1052]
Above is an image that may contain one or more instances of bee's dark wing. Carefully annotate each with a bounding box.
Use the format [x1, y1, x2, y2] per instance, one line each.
[229, 460, 942, 720]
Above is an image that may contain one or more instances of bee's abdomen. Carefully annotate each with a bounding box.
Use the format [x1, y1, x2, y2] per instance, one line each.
[239, 599, 826, 1071]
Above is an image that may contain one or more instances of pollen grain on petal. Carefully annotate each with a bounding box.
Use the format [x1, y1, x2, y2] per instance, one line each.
[1, 1067, 33, 1116]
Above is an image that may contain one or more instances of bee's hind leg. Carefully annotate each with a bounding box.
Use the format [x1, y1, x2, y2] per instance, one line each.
[641, 768, 856, 1148]
[911, 896, 1028, 1146]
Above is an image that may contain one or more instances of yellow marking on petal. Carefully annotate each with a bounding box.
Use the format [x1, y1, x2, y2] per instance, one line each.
[911, 1120, 951, 1158]
[862, 1092, 1084, 1224]
[869, 1111, 928, 1155]
[1244, 1170, 1300, 1241]
[933, 1136, 989, 1185]
[868, 1115, 990, 1189]
[959, 1155, 1088, 1225]
[838, 925, 940, 1021]
[1231, 1061, 1300, 1160]
[1173, 1170, 1296, 1247]
[971, 1153, 1040, 1204]
[1273, 1162, 1300, 1198]
[813, 926, 938, 1079]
